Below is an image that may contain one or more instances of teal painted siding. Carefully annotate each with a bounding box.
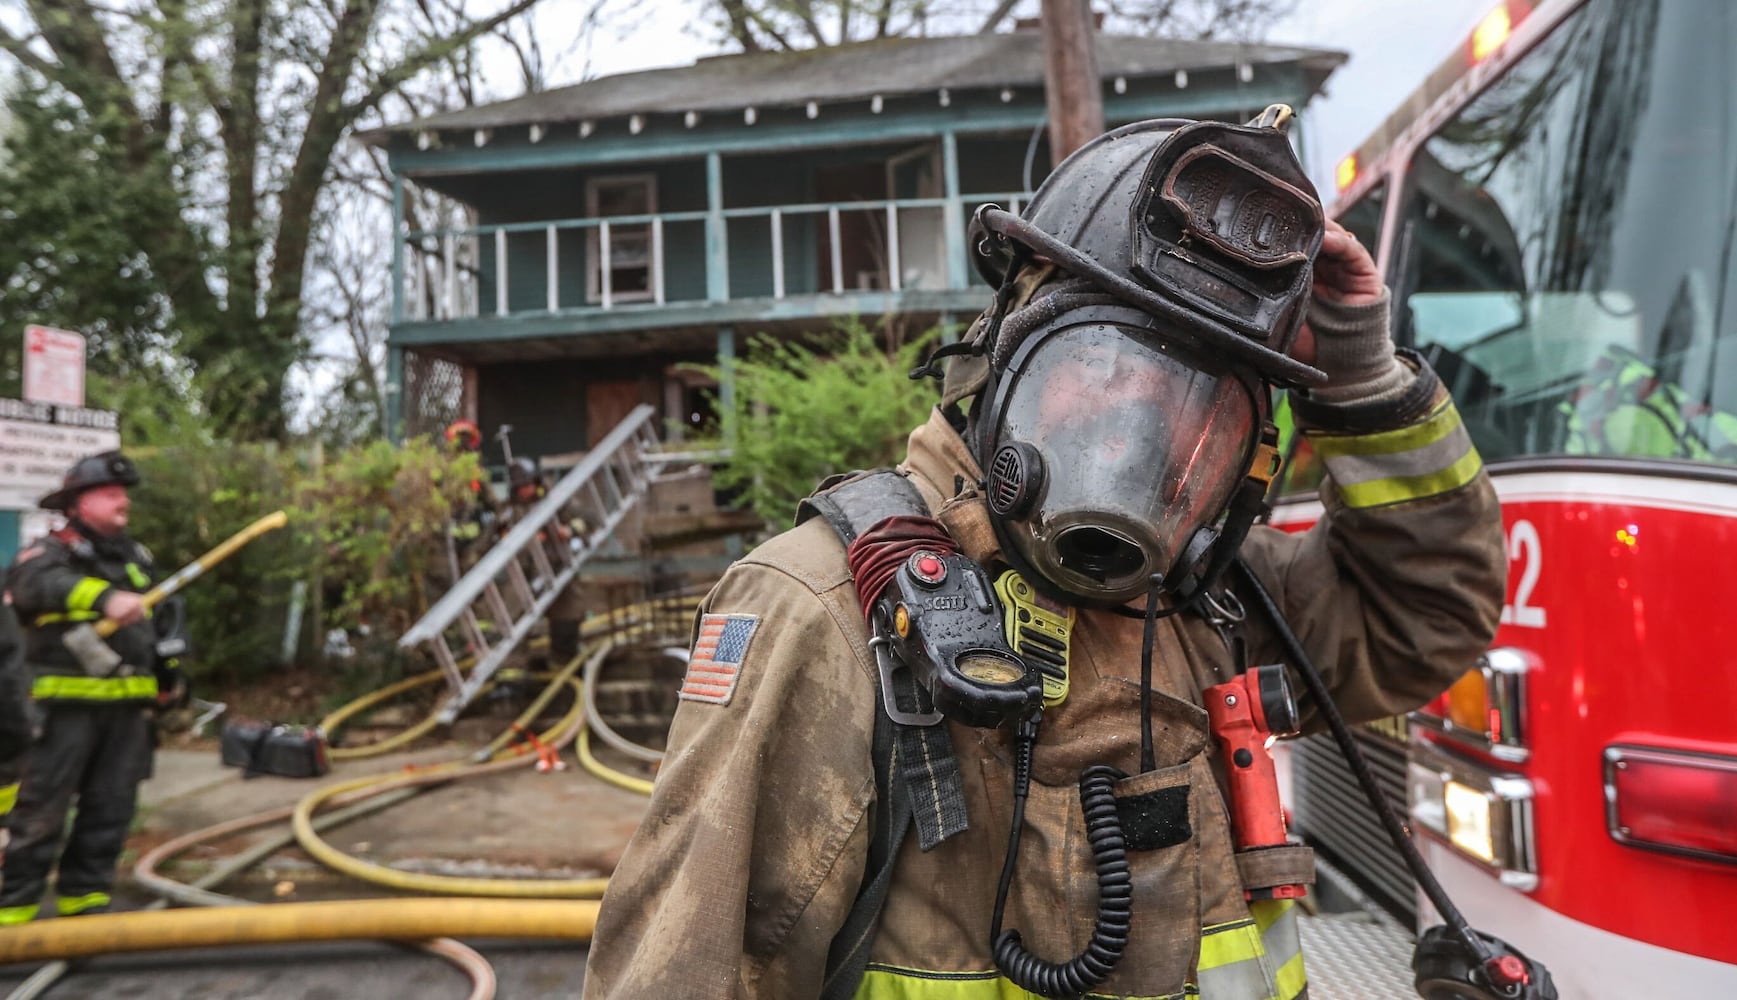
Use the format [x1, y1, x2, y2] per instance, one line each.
[723, 153, 815, 298]
[958, 133, 1052, 200]
[397, 64, 1323, 339]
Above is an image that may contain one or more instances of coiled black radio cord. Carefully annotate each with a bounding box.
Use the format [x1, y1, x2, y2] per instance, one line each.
[990, 714, 1133, 997]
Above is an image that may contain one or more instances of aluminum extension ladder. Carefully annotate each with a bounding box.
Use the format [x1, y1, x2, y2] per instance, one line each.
[400, 403, 668, 724]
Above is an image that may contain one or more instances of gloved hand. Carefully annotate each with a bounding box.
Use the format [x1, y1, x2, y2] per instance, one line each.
[1299, 220, 1411, 406]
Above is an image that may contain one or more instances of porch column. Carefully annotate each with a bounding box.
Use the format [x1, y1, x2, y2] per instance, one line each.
[719, 325, 745, 560]
[386, 345, 405, 443]
[940, 311, 959, 345]
[664, 378, 686, 443]
[716, 326, 736, 432]
[391, 172, 406, 323]
[706, 152, 730, 302]
[941, 130, 968, 291]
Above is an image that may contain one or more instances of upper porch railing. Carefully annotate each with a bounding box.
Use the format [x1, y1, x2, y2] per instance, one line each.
[394, 191, 1034, 324]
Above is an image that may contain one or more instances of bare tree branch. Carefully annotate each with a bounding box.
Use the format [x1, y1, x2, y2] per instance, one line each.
[0, 24, 58, 79]
[716, 0, 764, 51]
[978, 0, 1021, 34]
[341, 0, 543, 123]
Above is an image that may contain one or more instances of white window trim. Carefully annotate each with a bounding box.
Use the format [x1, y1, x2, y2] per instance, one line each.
[585, 173, 659, 305]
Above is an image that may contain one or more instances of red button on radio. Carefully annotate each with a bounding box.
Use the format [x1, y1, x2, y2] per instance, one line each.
[909, 552, 947, 585]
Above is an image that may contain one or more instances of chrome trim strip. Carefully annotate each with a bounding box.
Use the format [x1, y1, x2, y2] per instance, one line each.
[1604, 745, 1737, 867]
[1409, 737, 1538, 891]
[1409, 647, 1531, 762]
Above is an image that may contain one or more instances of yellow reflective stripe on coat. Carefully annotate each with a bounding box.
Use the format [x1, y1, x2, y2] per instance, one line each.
[850, 913, 1307, 1000]
[854, 965, 1196, 999]
[1308, 400, 1481, 508]
[0, 905, 38, 926]
[32, 674, 159, 701]
[55, 892, 110, 916]
[1196, 900, 1307, 1000]
[125, 563, 150, 589]
[1251, 899, 1306, 1000]
[66, 577, 110, 613]
[0, 782, 17, 815]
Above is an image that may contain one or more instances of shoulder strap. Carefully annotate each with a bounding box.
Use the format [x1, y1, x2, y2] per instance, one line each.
[805, 470, 969, 999]
[795, 470, 930, 544]
[818, 666, 910, 1000]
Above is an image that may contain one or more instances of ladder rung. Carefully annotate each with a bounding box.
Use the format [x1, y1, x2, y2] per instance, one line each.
[432, 641, 464, 692]
[484, 583, 513, 636]
[526, 540, 554, 584]
[507, 561, 535, 609]
[460, 609, 490, 659]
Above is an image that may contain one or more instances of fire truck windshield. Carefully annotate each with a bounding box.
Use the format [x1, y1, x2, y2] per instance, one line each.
[1394, 0, 1737, 467]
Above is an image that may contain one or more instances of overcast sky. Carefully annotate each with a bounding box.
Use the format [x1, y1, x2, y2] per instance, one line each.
[505, 0, 1505, 194]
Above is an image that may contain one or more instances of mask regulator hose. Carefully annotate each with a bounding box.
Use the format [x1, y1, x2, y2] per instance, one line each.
[990, 713, 1133, 997]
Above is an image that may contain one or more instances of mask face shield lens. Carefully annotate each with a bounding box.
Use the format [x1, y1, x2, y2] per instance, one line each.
[987, 320, 1258, 603]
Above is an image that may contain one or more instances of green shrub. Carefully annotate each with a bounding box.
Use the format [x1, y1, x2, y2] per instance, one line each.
[690, 321, 941, 527]
[128, 443, 304, 685]
[298, 436, 481, 633]
[125, 437, 479, 686]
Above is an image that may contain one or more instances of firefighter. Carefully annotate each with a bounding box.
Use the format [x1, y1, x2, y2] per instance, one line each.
[0, 601, 30, 831]
[444, 419, 500, 552]
[1561, 344, 1737, 460]
[505, 457, 588, 664]
[0, 451, 178, 923]
[428, 419, 500, 600]
[584, 111, 1505, 1000]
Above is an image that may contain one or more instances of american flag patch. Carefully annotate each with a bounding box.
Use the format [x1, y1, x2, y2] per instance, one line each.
[679, 613, 760, 706]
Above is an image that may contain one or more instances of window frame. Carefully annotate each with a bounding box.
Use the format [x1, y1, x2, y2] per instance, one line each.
[585, 173, 659, 305]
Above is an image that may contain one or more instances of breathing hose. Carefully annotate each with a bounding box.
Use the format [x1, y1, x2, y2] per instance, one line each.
[1231, 559, 1502, 977]
[990, 716, 1133, 997]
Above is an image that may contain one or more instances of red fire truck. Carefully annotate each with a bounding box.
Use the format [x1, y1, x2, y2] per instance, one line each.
[1273, 0, 1737, 995]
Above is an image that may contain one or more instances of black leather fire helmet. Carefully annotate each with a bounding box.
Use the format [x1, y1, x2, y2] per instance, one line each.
[41, 450, 141, 512]
[968, 106, 1322, 606]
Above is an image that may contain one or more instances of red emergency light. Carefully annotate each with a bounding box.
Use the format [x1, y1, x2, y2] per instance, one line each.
[1605, 746, 1737, 864]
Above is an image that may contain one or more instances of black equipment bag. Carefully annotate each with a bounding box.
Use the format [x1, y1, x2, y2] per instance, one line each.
[220, 718, 331, 779]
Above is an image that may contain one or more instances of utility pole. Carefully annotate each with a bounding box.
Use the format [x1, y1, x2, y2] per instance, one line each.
[1040, 0, 1105, 163]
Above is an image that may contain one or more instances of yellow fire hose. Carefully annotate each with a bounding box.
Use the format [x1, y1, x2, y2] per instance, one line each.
[0, 899, 600, 964]
[291, 646, 614, 898]
[577, 729, 656, 796]
[1, 604, 682, 994]
[320, 595, 699, 761]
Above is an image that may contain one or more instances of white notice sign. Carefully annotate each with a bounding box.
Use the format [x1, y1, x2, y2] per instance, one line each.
[0, 399, 121, 510]
[23, 325, 88, 406]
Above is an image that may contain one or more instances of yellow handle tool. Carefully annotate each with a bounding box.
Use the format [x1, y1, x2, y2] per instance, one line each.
[94, 509, 290, 638]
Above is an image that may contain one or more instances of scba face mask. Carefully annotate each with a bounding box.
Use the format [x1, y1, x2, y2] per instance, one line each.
[979, 306, 1265, 605]
[964, 107, 1324, 607]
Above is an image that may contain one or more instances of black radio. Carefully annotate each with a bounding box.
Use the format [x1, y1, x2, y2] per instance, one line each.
[873, 548, 1042, 730]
